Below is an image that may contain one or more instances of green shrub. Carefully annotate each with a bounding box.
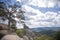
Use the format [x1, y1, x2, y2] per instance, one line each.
[16, 29, 26, 37]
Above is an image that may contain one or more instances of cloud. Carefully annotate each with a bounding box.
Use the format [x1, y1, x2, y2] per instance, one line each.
[28, 0, 57, 8]
[16, 0, 59, 8]
[22, 5, 60, 28]
[28, 0, 46, 8]
[16, 0, 21, 1]
[45, 11, 57, 20]
[17, 23, 23, 29]
[39, 21, 55, 27]
[47, 1, 55, 8]
[22, 5, 41, 13]
[16, 0, 59, 28]
[58, 11, 60, 14]
[53, 14, 60, 27]
[58, 1, 60, 7]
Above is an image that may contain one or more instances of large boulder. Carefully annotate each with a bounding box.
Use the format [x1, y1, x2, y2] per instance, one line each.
[0, 30, 9, 35]
[23, 36, 29, 40]
[0, 24, 9, 30]
[1, 35, 24, 40]
[0, 23, 15, 39]
[0, 24, 9, 39]
[0, 23, 16, 34]
[23, 36, 33, 40]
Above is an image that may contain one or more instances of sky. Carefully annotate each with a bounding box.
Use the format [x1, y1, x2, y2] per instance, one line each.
[0, 0, 60, 28]
[16, 0, 60, 28]
[21, 0, 60, 28]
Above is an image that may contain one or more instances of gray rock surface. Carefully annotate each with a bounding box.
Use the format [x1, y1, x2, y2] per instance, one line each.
[0, 23, 34, 40]
[1, 35, 24, 40]
[23, 36, 33, 40]
[0, 30, 9, 35]
[0, 23, 16, 39]
[23, 36, 29, 40]
[0, 24, 9, 30]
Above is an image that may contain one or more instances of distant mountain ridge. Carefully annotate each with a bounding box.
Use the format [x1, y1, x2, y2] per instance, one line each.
[30, 27, 60, 36]
[31, 27, 60, 32]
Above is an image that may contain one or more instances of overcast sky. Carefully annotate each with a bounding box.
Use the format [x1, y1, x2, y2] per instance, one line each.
[15, 0, 60, 28]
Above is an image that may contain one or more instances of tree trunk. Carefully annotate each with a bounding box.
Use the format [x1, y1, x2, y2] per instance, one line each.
[8, 12, 11, 30]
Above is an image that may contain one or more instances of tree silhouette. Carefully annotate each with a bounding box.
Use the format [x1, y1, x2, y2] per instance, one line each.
[0, 0, 25, 30]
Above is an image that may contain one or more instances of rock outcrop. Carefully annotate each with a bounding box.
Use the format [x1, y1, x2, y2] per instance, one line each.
[0, 24, 9, 39]
[0, 23, 35, 40]
[23, 24, 35, 40]
[1, 35, 24, 40]
[23, 36, 33, 40]
[0, 23, 15, 39]
[0, 24, 9, 30]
